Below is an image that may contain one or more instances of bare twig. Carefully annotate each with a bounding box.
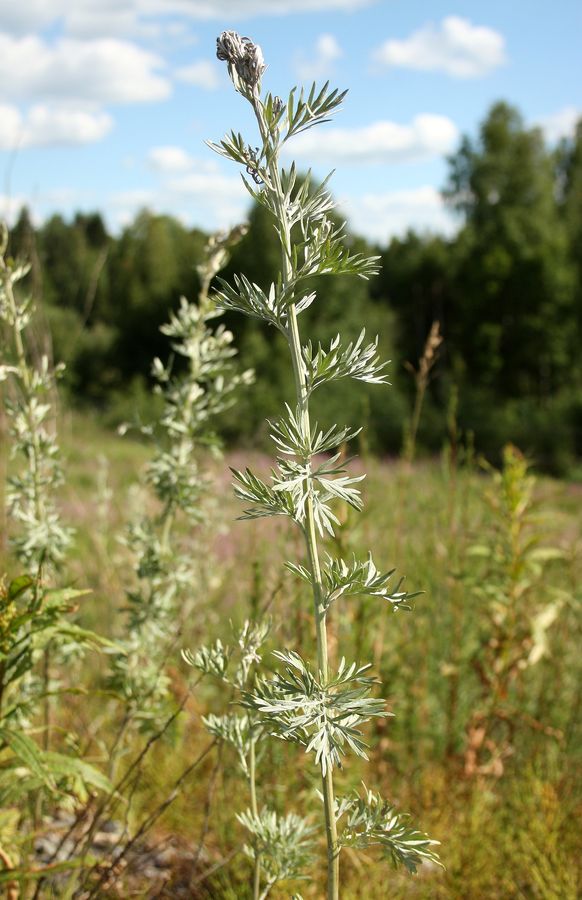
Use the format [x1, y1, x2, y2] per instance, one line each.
[83, 738, 217, 898]
[189, 848, 240, 888]
[192, 734, 224, 868]
[0, 844, 19, 900]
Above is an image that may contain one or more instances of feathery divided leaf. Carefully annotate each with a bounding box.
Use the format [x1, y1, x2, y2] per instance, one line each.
[336, 786, 442, 874]
[312, 454, 365, 508]
[238, 806, 315, 885]
[235, 617, 271, 687]
[255, 165, 337, 232]
[231, 467, 297, 522]
[214, 273, 315, 331]
[231, 456, 362, 536]
[181, 638, 231, 680]
[206, 131, 267, 184]
[303, 330, 390, 394]
[269, 404, 360, 458]
[284, 82, 347, 141]
[242, 651, 389, 775]
[321, 554, 421, 611]
[271, 454, 364, 537]
[182, 619, 269, 694]
[284, 560, 312, 584]
[292, 215, 380, 281]
[202, 712, 257, 777]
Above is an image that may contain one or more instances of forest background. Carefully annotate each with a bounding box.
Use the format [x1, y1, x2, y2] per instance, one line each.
[6, 101, 582, 474]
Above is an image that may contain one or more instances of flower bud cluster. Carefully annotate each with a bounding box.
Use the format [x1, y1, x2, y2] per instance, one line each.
[216, 30, 266, 93]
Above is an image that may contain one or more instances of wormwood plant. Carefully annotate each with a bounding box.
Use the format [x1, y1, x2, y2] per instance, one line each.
[184, 618, 316, 898]
[24, 228, 254, 898]
[108, 225, 253, 741]
[0, 223, 72, 575]
[55, 227, 256, 893]
[0, 224, 111, 885]
[200, 31, 441, 898]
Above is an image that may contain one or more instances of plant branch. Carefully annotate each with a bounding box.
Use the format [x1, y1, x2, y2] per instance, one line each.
[251, 95, 339, 900]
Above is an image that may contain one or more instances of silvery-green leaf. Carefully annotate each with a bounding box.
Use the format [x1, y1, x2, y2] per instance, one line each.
[237, 806, 314, 883]
[182, 639, 231, 680]
[242, 652, 389, 775]
[232, 467, 297, 521]
[336, 785, 442, 874]
[303, 330, 391, 394]
[322, 554, 421, 611]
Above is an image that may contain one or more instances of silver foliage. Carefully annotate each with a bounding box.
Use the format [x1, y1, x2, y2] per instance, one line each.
[109, 227, 253, 730]
[212, 31, 441, 886]
[335, 786, 442, 874]
[243, 651, 389, 776]
[0, 235, 73, 570]
[238, 807, 315, 888]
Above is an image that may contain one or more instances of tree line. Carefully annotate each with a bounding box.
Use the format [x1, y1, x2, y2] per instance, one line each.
[7, 102, 582, 472]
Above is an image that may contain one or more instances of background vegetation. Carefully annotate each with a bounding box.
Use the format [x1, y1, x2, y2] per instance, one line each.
[7, 102, 582, 473]
[2, 421, 580, 897]
[1, 97, 581, 898]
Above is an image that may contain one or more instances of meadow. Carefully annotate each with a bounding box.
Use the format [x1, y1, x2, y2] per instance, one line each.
[1, 29, 582, 899]
[2, 403, 580, 897]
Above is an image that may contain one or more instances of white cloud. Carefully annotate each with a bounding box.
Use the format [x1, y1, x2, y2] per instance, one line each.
[140, 146, 249, 232]
[0, 0, 57, 34]
[148, 145, 196, 173]
[0, 193, 30, 227]
[175, 60, 221, 90]
[161, 0, 376, 16]
[0, 0, 377, 37]
[0, 0, 145, 37]
[62, 3, 144, 39]
[24, 106, 112, 146]
[0, 33, 170, 105]
[295, 33, 342, 81]
[164, 170, 247, 208]
[341, 186, 457, 243]
[374, 16, 506, 78]
[0, 104, 21, 149]
[0, 103, 112, 149]
[287, 115, 459, 164]
[538, 107, 581, 143]
[147, 146, 228, 176]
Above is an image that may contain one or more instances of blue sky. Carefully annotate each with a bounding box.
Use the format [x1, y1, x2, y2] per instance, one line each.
[0, 0, 580, 244]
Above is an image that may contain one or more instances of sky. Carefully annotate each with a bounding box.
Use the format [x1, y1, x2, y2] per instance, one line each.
[0, 0, 581, 245]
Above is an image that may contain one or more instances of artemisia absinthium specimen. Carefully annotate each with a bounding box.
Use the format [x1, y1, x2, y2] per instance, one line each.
[199, 31, 442, 899]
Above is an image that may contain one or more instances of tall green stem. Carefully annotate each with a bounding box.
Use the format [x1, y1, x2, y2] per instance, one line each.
[252, 98, 339, 900]
[287, 309, 339, 900]
[249, 737, 261, 900]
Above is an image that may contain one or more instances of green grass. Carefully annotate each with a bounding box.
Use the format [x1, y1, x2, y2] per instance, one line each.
[4, 411, 581, 898]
